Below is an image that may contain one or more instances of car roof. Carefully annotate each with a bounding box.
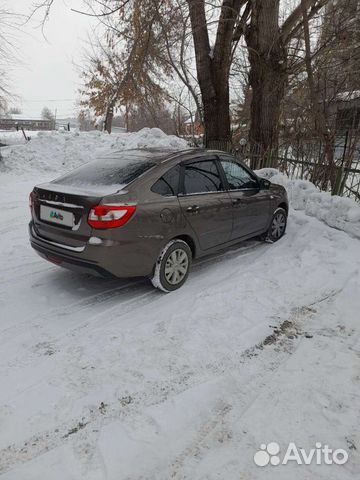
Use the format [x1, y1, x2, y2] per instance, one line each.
[100, 147, 229, 164]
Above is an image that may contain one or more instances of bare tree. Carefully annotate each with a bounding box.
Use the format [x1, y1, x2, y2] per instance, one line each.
[283, 0, 360, 191]
[186, 0, 250, 147]
[30, 0, 249, 145]
[0, 7, 18, 110]
[80, 1, 171, 133]
[32, 0, 342, 164]
[152, 0, 203, 124]
[244, 0, 330, 167]
[41, 106, 55, 122]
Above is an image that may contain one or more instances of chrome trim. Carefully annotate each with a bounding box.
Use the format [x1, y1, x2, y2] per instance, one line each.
[226, 187, 260, 192]
[178, 187, 260, 197]
[40, 199, 84, 209]
[100, 202, 137, 207]
[178, 190, 226, 197]
[31, 225, 85, 252]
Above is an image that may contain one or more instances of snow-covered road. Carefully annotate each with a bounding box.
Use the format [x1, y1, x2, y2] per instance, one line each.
[0, 170, 359, 479]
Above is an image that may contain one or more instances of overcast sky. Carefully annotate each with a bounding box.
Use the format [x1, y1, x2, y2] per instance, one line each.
[3, 0, 97, 119]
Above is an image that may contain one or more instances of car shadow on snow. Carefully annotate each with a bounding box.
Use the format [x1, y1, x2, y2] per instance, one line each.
[34, 238, 264, 303]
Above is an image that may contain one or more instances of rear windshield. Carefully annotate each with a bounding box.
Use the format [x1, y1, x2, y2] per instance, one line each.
[54, 153, 155, 189]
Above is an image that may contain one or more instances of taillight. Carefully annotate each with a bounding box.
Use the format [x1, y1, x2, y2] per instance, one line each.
[29, 192, 34, 213]
[88, 205, 136, 229]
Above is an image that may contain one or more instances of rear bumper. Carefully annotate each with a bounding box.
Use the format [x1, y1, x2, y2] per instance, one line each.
[29, 221, 156, 278]
[29, 223, 114, 277]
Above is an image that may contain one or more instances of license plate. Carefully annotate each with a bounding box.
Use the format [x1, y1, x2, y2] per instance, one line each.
[40, 205, 74, 227]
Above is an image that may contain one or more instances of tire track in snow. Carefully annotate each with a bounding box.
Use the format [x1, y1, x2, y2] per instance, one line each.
[0, 279, 134, 333]
[42, 242, 265, 345]
[0, 296, 331, 476]
[165, 284, 356, 479]
[165, 318, 317, 478]
[0, 240, 265, 355]
[0, 265, 55, 286]
[0, 282, 157, 369]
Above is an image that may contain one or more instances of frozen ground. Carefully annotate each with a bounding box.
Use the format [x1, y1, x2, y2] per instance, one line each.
[0, 131, 359, 479]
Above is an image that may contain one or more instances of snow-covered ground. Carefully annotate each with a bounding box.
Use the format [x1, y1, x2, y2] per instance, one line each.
[0, 130, 39, 146]
[0, 131, 359, 479]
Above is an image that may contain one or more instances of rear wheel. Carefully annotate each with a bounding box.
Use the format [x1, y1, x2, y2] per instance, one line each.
[151, 239, 192, 292]
[265, 207, 287, 242]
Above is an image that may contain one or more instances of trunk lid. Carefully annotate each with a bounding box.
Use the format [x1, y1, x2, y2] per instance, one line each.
[32, 182, 123, 248]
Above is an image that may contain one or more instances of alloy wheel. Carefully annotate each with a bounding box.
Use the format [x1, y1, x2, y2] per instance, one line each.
[164, 248, 189, 285]
[271, 212, 286, 239]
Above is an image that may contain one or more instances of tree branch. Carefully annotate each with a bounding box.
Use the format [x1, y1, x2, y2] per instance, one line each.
[281, 0, 328, 43]
[70, 1, 131, 18]
[232, 1, 250, 42]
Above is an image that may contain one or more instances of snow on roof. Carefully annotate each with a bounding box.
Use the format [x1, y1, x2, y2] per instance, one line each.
[8, 114, 46, 120]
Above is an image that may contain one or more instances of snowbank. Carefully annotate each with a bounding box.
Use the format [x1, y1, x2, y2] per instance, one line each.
[256, 168, 360, 238]
[0, 128, 188, 176]
[0, 130, 36, 146]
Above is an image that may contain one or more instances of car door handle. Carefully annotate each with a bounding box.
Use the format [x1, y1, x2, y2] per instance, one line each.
[186, 205, 199, 214]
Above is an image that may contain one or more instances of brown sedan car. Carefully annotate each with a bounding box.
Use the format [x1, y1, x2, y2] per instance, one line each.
[29, 148, 288, 291]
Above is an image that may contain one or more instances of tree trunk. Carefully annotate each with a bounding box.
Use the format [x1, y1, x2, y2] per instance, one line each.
[125, 103, 129, 132]
[202, 86, 231, 148]
[246, 0, 287, 169]
[187, 0, 242, 149]
[104, 103, 114, 134]
[301, 0, 336, 192]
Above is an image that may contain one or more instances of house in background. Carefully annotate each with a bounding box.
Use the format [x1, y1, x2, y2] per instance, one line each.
[183, 114, 204, 137]
[332, 91, 360, 133]
[0, 114, 54, 131]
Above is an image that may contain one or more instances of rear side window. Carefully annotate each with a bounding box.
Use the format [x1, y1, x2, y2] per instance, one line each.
[183, 160, 223, 194]
[151, 165, 180, 196]
[54, 153, 155, 188]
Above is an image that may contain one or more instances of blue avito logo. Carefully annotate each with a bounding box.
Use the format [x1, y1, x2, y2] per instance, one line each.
[50, 210, 64, 221]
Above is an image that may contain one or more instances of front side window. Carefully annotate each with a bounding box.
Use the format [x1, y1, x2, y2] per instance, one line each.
[220, 159, 258, 190]
[151, 165, 180, 196]
[183, 160, 223, 194]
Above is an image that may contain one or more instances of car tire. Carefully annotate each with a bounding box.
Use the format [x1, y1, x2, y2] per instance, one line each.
[264, 207, 287, 242]
[151, 239, 192, 292]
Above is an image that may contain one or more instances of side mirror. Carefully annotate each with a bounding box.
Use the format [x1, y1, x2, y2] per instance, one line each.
[259, 178, 270, 190]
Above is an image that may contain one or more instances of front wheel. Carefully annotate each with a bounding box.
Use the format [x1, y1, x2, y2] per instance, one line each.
[265, 207, 287, 242]
[151, 239, 192, 292]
